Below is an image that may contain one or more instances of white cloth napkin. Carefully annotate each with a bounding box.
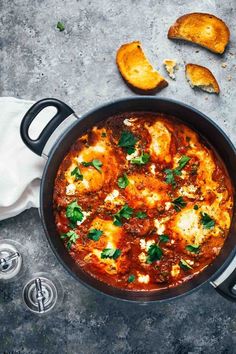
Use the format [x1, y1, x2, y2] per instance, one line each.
[0, 97, 46, 221]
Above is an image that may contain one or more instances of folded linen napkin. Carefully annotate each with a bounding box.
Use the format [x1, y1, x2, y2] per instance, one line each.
[0, 97, 47, 221]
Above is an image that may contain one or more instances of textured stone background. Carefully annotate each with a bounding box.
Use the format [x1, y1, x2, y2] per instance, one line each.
[0, 0, 236, 353]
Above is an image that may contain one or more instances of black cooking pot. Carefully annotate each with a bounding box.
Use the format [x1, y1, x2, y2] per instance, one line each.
[20, 97, 236, 302]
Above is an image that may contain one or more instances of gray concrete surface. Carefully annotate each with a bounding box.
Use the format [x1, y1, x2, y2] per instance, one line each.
[0, 0, 236, 353]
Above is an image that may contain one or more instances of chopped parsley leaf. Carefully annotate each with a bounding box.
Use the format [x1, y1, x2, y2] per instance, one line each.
[60, 230, 78, 250]
[117, 173, 129, 189]
[131, 152, 150, 165]
[113, 204, 133, 226]
[56, 21, 65, 31]
[71, 166, 83, 181]
[194, 205, 199, 210]
[172, 196, 187, 212]
[136, 211, 147, 219]
[66, 201, 83, 226]
[164, 155, 191, 186]
[200, 212, 215, 229]
[177, 156, 191, 170]
[118, 131, 138, 155]
[186, 244, 200, 254]
[165, 169, 176, 186]
[87, 229, 103, 241]
[159, 234, 169, 243]
[82, 159, 103, 173]
[101, 248, 121, 260]
[101, 132, 107, 137]
[179, 259, 192, 270]
[146, 244, 163, 264]
[128, 274, 135, 283]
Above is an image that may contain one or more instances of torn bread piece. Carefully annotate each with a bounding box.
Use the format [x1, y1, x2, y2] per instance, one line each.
[163, 59, 177, 79]
[168, 13, 230, 54]
[185, 64, 220, 94]
[116, 41, 168, 93]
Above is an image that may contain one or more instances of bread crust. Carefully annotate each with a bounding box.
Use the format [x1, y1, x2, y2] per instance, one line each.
[168, 13, 230, 54]
[185, 63, 220, 94]
[116, 41, 168, 94]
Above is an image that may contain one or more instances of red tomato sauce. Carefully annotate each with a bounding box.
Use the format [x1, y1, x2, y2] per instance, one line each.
[53, 112, 233, 290]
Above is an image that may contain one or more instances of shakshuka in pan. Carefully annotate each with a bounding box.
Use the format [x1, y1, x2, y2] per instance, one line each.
[53, 112, 233, 290]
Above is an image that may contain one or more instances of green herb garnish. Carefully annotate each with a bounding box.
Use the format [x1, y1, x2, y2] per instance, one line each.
[82, 159, 103, 173]
[172, 196, 187, 212]
[60, 230, 78, 250]
[113, 204, 133, 226]
[146, 244, 163, 264]
[159, 234, 169, 243]
[186, 244, 200, 254]
[165, 169, 176, 186]
[66, 201, 84, 226]
[131, 152, 150, 165]
[164, 155, 191, 186]
[101, 132, 107, 137]
[117, 173, 129, 189]
[200, 212, 215, 229]
[87, 229, 103, 241]
[56, 21, 65, 31]
[128, 274, 135, 283]
[179, 259, 192, 270]
[118, 131, 138, 155]
[101, 248, 121, 260]
[136, 211, 147, 219]
[71, 166, 83, 181]
[178, 156, 191, 170]
[194, 205, 199, 210]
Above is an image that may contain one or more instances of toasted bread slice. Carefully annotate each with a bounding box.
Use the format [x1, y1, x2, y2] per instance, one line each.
[185, 64, 220, 94]
[116, 41, 168, 93]
[168, 13, 230, 54]
[163, 59, 177, 79]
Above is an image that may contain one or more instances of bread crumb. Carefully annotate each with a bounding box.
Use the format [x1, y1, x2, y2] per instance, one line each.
[227, 76, 232, 81]
[163, 59, 177, 80]
[221, 62, 227, 68]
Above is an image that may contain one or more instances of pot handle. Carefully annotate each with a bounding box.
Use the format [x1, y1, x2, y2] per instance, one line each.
[211, 256, 236, 302]
[20, 98, 74, 156]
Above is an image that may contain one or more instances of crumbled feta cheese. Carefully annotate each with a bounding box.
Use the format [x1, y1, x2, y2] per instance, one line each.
[138, 274, 150, 284]
[104, 189, 120, 203]
[123, 118, 133, 126]
[76, 155, 84, 163]
[179, 185, 197, 198]
[140, 239, 146, 250]
[165, 202, 172, 211]
[146, 240, 155, 250]
[139, 239, 155, 251]
[150, 164, 156, 175]
[179, 170, 187, 179]
[186, 259, 194, 266]
[154, 219, 166, 234]
[66, 183, 76, 195]
[171, 264, 180, 277]
[138, 252, 146, 263]
[123, 118, 137, 126]
[126, 149, 139, 161]
[81, 179, 90, 189]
